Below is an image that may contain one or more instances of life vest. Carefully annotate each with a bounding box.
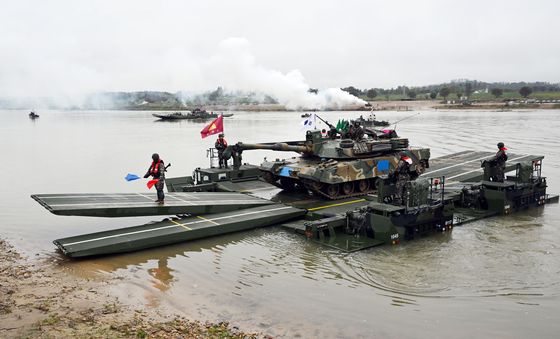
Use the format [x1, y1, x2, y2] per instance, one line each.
[496, 148, 508, 162]
[149, 160, 164, 176]
[216, 138, 228, 147]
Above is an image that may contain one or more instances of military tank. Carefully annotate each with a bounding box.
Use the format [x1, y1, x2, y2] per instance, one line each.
[222, 129, 430, 199]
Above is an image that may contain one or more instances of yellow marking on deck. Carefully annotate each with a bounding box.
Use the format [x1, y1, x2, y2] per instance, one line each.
[307, 199, 366, 212]
[169, 219, 192, 230]
[197, 215, 220, 226]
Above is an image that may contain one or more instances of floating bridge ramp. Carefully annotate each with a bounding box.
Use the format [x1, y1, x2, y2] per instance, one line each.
[31, 192, 273, 217]
[425, 150, 543, 182]
[53, 204, 306, 258]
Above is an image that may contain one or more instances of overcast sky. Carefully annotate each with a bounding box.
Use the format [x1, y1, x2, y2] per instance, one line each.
[1, 0, 559, 97]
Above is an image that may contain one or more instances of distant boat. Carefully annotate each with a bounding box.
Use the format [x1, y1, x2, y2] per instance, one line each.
[356, 113, 389, 127]
[153, 109, 234, 121]
[29, 111, 39, 119]
[301, 113, 311, 118]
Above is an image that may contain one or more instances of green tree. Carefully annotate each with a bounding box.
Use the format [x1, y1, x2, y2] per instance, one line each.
[439, 87, 450, 101]
[519, 86, 533, 98]
[490, 88, 503, 98]
[456, 93, 461, 99]
[208, 87, 224, 102]
[341, 86, 362, 97]
[407, 90, 417, 99]
[366, 89, 378, 99]
[429, 92, 437, 100]
[465, 82, 473, 97]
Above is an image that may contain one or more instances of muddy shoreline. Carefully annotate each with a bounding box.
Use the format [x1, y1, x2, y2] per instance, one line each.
[0, 238, 264, 338]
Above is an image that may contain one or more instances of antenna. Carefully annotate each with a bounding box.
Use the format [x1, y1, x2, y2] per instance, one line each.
[391, 112, 420, 130]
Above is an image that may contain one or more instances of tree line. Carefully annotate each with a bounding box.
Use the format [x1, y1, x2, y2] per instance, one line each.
[341, 80, 559, 100]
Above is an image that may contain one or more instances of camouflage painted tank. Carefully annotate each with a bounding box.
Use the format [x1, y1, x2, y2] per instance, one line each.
[224, 130, 430, 199]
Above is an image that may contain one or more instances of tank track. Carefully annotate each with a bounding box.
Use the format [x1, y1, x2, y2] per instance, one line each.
[303, 179, 378, 200]
[262, 171, 377, 200]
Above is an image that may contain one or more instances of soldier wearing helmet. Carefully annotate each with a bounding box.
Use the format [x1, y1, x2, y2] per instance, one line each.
[144, 153, 166, 204]
[215, 133, 228, 168]
[490, 142, 508, 182]
[392, 154, 412, 205]
[353, 120, 364, 140]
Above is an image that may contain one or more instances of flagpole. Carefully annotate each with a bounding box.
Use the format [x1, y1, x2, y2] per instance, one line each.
[313, 113, 316, 129]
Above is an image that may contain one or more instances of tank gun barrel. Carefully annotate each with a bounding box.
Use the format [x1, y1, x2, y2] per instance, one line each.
[236, 142, 310, 153]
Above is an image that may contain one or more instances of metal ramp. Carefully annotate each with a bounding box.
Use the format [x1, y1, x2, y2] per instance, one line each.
[426, 150, 543, 183]
[31, 192, 272, 217]
[53, 204, 306, 257]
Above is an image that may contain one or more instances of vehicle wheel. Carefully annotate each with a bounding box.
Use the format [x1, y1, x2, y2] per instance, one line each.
[306, 180, 323, 192]
[280, 178, 296, 191]
[262, 171, 276, 184]
[342, 182, 355, 195]
[357, 180, 369, 193]
[325, 184, 340, 198]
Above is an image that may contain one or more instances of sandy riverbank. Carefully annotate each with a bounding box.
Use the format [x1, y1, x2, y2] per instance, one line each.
[0, 239, 263, 338]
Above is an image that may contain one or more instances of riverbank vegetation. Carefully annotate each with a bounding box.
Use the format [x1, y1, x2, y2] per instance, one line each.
[1, 80, 558, 110]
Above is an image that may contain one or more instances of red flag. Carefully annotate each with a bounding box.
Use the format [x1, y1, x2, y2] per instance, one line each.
[200, 115, 224, 139]
[147, 179, 159, 189]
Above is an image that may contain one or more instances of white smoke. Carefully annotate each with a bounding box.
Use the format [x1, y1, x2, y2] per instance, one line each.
[0, 35, 366, 110]
[201, 38, 367, 110]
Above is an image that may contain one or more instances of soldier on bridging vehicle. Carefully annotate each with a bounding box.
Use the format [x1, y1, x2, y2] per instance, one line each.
[392, 155, 412, 205]
[489, 142, 508, 182]
[215, 133, 228, 168]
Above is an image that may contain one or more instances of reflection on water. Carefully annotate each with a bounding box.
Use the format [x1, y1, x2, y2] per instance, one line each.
[1, 109, 560, 337]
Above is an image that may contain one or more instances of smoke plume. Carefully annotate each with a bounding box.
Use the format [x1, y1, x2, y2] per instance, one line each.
[0, 36, 366, 110]
[200, 38, 366, 110]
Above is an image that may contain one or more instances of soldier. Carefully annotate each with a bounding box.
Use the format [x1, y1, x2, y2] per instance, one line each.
[353, 121, 364, 140]
[144, 153, 165, 204]
[215, 133, 228, 168]
[328, 126, 338, 139]
[490, 142, 508, 182]
[392, 155, 412, 205]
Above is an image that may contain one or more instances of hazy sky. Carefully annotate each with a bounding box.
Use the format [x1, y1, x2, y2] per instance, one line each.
[1, 0, 559, 97]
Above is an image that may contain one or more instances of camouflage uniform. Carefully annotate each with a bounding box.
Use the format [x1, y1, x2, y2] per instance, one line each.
[490, 147, 508, 182]
[215, 135, 228, 168]
[392, 159, 410, 205]
[353, 125, 364, 140]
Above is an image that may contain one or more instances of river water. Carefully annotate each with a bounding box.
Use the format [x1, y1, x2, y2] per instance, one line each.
[1, 109, 559, 338]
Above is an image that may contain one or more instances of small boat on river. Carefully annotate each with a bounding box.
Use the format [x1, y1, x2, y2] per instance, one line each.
[356, 113, 389, 127]
[153, 109, 234, 120]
